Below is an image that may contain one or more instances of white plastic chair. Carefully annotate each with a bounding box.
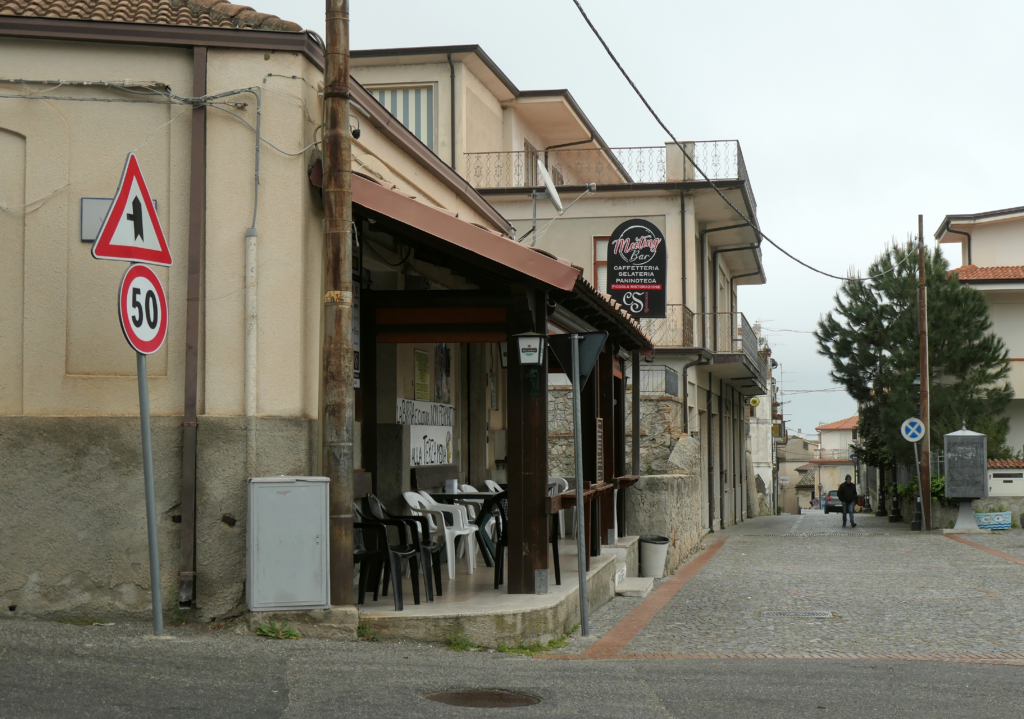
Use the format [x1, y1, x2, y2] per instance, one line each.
[459, 484, 484, 521]
[548, 477, 569, 538]
[404, 491, 477, 579]
[484, 479, 503, 493]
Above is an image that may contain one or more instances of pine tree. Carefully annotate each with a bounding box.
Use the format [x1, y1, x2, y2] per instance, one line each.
[816, 239, 1013, 467]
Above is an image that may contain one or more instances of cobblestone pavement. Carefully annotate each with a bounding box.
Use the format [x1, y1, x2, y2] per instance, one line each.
[621, 513, 1024, 656]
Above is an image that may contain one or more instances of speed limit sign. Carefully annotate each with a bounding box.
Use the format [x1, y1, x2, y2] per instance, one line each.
[118, 264, 168, 354]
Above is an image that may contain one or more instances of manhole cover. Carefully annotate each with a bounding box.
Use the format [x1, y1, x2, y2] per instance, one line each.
[760, 610, 833, 618]
[425, 689, 542, 708]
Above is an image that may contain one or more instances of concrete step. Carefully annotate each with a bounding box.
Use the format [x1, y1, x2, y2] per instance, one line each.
[613, 559, 627, 587]
[615, 576, 654, 598]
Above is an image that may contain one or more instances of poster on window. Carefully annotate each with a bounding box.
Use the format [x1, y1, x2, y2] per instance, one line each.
[434, 343, 451, 404]
[606, 218, 666, 318]
[414, 349, 430, 401]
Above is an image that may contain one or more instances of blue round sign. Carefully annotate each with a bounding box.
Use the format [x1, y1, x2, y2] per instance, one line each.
[901, 417, 924, 443]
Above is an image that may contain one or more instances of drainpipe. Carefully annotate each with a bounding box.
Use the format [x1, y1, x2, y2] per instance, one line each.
[447, 53, 456, 171]
[944, 220, 972, 266]
[324, 0, 355, 606]
[701, 223, 749, 350]
[681, 194, 687, 310]
[178, 45, 207, 608]
[706, 371, 714, 531]
[681, 356, 708, 434]
[719, 377, 726, 529]
[544, 134, 593, 168]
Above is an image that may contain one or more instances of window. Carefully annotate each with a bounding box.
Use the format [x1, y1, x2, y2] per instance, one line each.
[524, 140, 538, 186]
[594, 236, 609, 293]
[369, 86, 434, 150]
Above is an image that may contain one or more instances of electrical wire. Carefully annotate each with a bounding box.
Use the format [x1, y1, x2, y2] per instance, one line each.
[569, 0, 918, 284]
[531, 187, 594, 245]
[366, 237, 412, 268]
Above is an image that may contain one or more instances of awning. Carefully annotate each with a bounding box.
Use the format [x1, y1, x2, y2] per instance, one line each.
[353, 173, 580, 291]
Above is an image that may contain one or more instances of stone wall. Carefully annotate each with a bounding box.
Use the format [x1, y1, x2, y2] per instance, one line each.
[0, 415, 316, 622]
[623, 436, 706, 576]
[549, 386, 684, 478]
[894, 496, 1024, 529]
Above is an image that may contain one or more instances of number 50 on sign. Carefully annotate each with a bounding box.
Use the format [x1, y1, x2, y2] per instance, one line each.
[118, 264, 168, 354]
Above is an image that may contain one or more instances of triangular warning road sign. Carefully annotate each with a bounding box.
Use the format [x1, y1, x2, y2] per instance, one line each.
[92, 153, 172, 267]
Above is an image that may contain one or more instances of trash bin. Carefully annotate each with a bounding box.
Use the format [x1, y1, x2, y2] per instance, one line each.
[639, 534, 670, 579]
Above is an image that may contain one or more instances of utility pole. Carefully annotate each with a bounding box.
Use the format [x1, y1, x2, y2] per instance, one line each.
[918, 214, 932, 531]
[323, 0, 354, 605]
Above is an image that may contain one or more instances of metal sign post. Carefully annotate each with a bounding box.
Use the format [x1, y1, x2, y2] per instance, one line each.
[901, 417, 925, 531]
[118, 264, 169, 636]
[94, 154, 172, 637]
[570, 334, 589, 635]
[548, 331, 608, 637]
[136, 351, 164, 636]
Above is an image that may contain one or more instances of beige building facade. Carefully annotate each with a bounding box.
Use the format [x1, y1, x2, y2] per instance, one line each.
[350, 45, 769, 531]
[938, 206, 1024, 454]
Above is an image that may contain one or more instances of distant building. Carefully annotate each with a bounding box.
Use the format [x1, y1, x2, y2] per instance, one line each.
[812, 415, 860, 501]
[777, 431, 819, 512]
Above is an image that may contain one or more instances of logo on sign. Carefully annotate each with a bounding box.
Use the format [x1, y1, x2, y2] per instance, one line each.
[606, 218, 667, 318]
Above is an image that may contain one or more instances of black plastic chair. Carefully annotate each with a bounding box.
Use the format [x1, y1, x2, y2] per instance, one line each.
[493, 495, 509, 590]
[549, 511, 561, 586]
[366, 493, 442, 601]
[354, 506, 421, 610]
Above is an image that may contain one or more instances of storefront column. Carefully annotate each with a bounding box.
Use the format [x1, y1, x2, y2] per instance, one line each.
[598, 349, 616, 544]
[505, 289, 549, 594]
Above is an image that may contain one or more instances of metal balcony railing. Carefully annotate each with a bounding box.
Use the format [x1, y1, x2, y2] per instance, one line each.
[638, 305, 694, 348]
[465, 141, 755, 211]
[814, 448, 854, 460]
[693, 311, 769, 382]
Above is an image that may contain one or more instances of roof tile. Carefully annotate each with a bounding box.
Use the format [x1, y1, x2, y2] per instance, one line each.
[988, 458, 1024, 469]
[951, 265, 1024, 281]
[0, 0, 302, 31]
[815, 415, 859, 431]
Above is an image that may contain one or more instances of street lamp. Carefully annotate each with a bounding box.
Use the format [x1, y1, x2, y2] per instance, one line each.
[514, 332, 546, 366]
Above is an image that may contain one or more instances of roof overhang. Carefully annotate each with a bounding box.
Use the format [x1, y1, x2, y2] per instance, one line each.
[0, 15, 323, 64]
[935, 206, 1024, 242]
[353, 174, 579, 291]
[351, 45, 619, 157]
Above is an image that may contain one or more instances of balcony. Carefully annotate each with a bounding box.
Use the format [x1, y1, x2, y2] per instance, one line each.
[465, 141, 756, 213]
[813, 448, 854, 461]
[638, 307, 767, 393]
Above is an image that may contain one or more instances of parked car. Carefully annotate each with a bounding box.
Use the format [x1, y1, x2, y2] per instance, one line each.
[823, 490, 844, 514]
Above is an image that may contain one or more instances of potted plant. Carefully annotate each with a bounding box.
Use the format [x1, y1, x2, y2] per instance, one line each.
[974, 500, 1012, 530]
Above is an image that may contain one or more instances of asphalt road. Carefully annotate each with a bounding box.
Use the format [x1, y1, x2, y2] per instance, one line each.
[1, 618, 1021, 718]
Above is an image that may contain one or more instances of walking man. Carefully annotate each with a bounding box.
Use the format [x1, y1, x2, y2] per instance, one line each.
[838, 474, 858, 528]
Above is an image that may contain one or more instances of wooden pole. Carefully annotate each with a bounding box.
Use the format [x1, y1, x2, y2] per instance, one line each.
[323, 0, 354, 605]
[918, 214, 932, 531]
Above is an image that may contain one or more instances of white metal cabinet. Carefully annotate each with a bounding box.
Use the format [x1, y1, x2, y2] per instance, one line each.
[988, 470, 1024, 497]
[247, 476, 330, 612]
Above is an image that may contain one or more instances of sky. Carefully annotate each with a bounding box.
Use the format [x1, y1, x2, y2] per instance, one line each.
[258, 0, 1024, 437]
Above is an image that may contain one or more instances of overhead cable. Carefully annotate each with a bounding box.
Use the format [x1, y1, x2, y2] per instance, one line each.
[569, 0, 914, 284]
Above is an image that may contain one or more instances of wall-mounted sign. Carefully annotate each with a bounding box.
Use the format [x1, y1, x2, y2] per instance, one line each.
[410, 425, 453, 466]
[606, 218, 666, 318]
[396, 399, 455, 426]
[414, 349, 430, 400]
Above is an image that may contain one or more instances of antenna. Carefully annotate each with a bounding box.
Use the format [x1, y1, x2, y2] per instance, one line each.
[537, 159, 563, 213]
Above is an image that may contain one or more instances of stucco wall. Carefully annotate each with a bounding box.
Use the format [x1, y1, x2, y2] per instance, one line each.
[0, 416, 315, 622]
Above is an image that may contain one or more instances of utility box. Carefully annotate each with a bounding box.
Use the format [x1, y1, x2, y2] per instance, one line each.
[988, 469, 1024, 497]
[247, 476, 330, 612]
[944, 427, 988, 499]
